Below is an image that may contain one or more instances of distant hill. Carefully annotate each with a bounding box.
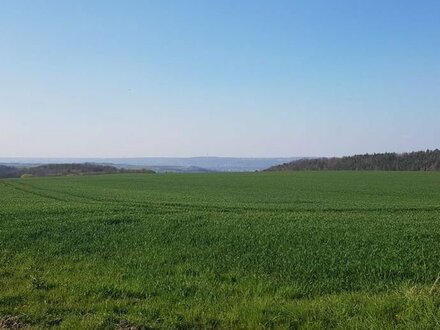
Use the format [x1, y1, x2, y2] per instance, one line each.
[146, 165, 214, 173]
[0, 165, 21, 178]
[0, 157, 299, 172]
[265, 150, 440, 171]
[0, 163, 155, 178]
[25, 163, 121, 176]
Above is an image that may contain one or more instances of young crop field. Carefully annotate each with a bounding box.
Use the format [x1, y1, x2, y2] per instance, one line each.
[1, 172, 440, 329]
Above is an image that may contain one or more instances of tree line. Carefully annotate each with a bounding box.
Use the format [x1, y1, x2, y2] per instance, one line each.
[0, 163, 155, 178]
[265, 149, 440, 171]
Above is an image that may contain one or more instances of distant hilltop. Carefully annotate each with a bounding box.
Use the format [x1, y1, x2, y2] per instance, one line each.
[0, 163, 154, 179]
[265, 150, 440, 171]
[0, 157, 299, 173]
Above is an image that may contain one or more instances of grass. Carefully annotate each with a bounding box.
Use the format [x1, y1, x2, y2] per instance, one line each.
[0, 171, 440, 329]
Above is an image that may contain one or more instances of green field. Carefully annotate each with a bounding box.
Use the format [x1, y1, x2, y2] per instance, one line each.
[1, 172, 440, 329]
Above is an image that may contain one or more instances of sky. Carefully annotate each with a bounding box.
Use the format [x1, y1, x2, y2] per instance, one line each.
[0, 0, 439, 158]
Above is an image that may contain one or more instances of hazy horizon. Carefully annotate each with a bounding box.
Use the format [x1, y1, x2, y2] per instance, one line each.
[0, 149, 437, 162]
[1, 1, 439, 158]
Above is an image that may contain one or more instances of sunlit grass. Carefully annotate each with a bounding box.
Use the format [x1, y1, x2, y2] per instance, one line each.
[1, 172, 440, 329]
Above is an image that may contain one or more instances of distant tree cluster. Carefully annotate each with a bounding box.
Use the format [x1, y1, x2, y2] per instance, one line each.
[0, 165, 22, 178]
[266, 150, 440, 171]
[25, 163, 120, 176]
[0, 163, 155, 179]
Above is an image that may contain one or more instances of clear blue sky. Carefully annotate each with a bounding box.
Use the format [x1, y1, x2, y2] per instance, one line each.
[1, 0, 439, 157]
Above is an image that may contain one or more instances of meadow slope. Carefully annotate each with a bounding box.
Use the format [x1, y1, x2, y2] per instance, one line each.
[1, 172, 440, 329]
